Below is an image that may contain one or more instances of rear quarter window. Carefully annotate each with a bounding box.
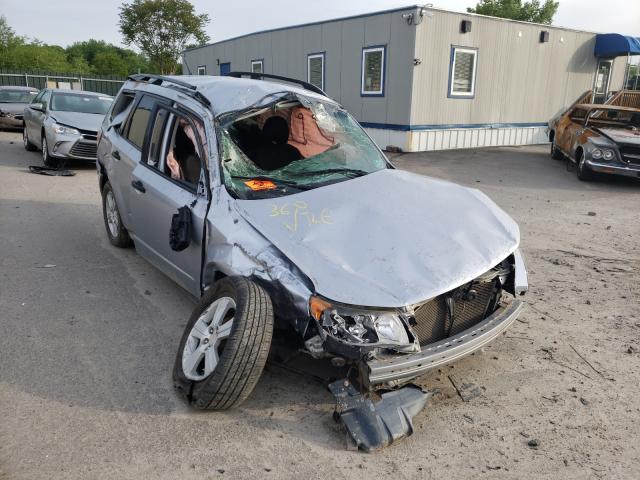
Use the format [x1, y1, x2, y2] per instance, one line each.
[125, 96, 155, 150]
[110, 92, 135, 122]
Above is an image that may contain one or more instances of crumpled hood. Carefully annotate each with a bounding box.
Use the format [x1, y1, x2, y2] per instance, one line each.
[0, 103, 29, 115]
[596, 127, 640, 146]
[49, 111, 104, 132]
[235, 169, 520, 308]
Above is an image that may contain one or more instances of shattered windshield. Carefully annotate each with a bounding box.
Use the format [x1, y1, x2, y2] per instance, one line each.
[218, 94, 389, 199]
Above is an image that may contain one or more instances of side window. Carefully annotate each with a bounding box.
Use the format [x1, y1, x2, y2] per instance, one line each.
[146, 108, 170, 169]
[307, 53, 324, 91]
[41, 91, 52, 110]
[110, 91, 135, 123]
[163, 114, 205, 188]
[570, 108, 587, 123]
[125, 95, 155, 150]
[361, 46, 385, 96]
[449, 46, 478, 98]
[32, 90, 45, 104]
[251, 60, 263, 74]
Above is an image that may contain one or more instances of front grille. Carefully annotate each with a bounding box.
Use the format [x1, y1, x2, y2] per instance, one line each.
[69, 141, 97, 159]
[411, 278, 499, 345]
[78, 128, 98, 142]
[620, 145, 640, 165]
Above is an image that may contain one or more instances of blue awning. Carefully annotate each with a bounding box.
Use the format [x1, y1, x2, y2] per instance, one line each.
[594, 33, 640, 57]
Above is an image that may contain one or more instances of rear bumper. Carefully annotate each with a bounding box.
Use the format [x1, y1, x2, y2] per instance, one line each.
[364, 299, 524, 388]
[585, 160, 640, 178]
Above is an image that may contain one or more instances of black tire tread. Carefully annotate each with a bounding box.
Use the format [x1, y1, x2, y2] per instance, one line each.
[23, 128, 37, 151]
[177, 277, 273, 410]
[550, 139, 563, 160]
[101, 181, 132, 248]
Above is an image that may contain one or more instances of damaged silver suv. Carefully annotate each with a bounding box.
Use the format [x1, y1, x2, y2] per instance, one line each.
[97, 73, 528, 451]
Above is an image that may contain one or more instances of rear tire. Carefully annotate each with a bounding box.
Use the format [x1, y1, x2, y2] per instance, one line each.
[23, 127, 36, 151]
[101, 181, 132, 247]
[550, 137, 563, 160]
[173, 276, 274, 410]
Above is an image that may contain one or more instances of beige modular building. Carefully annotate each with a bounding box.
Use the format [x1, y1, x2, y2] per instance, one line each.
[182, 5, 634, 152]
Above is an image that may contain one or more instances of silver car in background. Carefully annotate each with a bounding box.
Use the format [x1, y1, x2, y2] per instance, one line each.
[23, 89, 113, 166]
[0, 86, 39, 129]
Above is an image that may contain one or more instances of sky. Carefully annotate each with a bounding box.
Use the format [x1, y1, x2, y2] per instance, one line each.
[1, 0, 639, 49]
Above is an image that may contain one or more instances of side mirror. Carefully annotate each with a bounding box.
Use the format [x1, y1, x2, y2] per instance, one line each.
[30, 103, 44, 112]
[107, 121, 122, 132]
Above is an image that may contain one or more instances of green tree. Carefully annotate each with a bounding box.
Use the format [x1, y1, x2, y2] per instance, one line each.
[92, 51, 129, 76]
[66, 39, 152, 75]
[0, 15, 24, 48]
[467, 0, 559, 24]
[118, 0, 210, 74]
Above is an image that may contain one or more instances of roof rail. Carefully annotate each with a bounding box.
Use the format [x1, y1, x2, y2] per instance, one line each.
[227, 71, 327, 97]
[127, 74, 211, 107]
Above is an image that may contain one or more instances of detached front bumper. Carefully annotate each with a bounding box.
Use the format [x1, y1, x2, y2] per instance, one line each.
[585, 159, 640, 178]
[47, 130, 98, 161]
[0, 115, 24, 129]
[364, 299, 524, 388]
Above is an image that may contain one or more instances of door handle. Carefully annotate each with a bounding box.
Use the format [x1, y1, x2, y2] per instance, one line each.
[131, 179, 146, 193]
[112, 150, 121, 160]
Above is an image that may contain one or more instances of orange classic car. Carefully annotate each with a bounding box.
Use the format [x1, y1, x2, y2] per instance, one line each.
[548, 104, 640, 181]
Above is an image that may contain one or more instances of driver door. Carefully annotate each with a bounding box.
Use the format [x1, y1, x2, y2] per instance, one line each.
[129, 106, 208, 297]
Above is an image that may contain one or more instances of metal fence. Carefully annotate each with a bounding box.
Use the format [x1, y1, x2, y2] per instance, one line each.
[0, 69, 126, 96]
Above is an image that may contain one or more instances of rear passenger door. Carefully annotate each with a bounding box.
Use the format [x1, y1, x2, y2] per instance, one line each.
[128, 105, 208, 297]
[108, 94, 158, 229]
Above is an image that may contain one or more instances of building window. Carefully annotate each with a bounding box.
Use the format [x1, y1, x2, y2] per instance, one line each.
[251, 59, 263, 74]
[361, 46, 385, 96]
[449, 46, 477, 98]
[197, 65, 206, 75]
[307, 53, 325, 91]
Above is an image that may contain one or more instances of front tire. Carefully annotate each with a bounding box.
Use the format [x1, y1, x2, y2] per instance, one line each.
[576, 153, 594, 181]
[41, 134, 57, 167]
[101, 181, 132, 247]
[23, 127, 36, 151]
[174, 277, 274, 410]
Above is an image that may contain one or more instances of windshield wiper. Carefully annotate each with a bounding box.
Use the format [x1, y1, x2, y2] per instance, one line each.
[228, 174, 314, 191]
[292, 168, 370, 178]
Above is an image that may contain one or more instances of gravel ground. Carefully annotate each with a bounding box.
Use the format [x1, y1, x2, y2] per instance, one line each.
[1, 130, 639, 479]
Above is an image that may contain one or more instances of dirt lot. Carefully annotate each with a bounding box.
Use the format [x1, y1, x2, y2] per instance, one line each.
[1, 130, 639, 479]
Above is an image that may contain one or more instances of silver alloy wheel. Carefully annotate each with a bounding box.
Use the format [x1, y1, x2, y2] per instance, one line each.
[182, 297, 236, 381]
[105, 190, 120, 238]
[41, 136, 48, 162]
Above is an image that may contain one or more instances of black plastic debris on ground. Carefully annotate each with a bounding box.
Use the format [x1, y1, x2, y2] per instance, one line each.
[329, 379, 433, 452]
[28, 166, 75, 176]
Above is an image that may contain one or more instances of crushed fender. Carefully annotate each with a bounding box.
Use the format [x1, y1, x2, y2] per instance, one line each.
[329, 379, 433, 452]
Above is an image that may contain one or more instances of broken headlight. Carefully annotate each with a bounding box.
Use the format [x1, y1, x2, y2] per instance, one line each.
[309, 296, 419, 353]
